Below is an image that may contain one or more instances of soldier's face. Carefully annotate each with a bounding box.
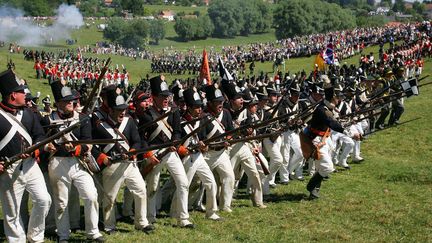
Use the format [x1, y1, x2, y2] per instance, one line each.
[58, 100, 74, 113]
[153, 95, 170, 109]
[209, 100, 224, 114]
[248, 103, 258, 114]
[11, 91, 26, 107]
[231, 97, 243, 111]
[188, 105, 202, 117]
[269, 94, 278, 104]
[111, 108, 126, 123]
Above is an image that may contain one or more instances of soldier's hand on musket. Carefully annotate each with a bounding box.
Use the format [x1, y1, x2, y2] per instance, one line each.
[64, 142, 75, 152]
[148, 155, 160, 165]
[352, 133, 361, 141]
[0, 161, 5, 174]
[198, 141, 208, 153]
[296, 119, 303, 126]
[103, 156, 112, 167]
[19, 153, 31, 159]
[288, 119, 296, 126]
[45, 142, 57, 153]
[252, 147, 259, 155]
[246, 127, 254, 135]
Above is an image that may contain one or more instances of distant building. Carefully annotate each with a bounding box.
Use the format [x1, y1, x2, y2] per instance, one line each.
[104, 0, 113, 7]
[369, 7, 390, 15]
[159, 10, 175, 21]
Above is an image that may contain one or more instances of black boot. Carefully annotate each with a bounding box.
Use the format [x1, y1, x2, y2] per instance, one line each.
[306, 173, 323, 200]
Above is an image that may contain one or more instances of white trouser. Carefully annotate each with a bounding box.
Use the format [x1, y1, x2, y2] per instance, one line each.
[69, 184, 81, 229]
[204, 149, 235, 210]
[146, 151, 189, 222]
[102, 161, 148, 230]
[279, 130, 304, 181]
[122, 187, 134, 217]
[262, 136, 284, 185]
[174, 152, 218, 218]
[42, 171, 56, 232]
[49, 157, 101, 240]
[0, 158, 51, 243]
[248, 153, 270, 195]
[229, 142, 263, 206]
[331, 130, 354, 167]
[313, 137, 334, 177]
[351, 121, 367, 158]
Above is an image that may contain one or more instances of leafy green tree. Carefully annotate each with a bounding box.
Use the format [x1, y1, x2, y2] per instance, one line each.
[104, 18, 149, 48]
[273, 0, 315, 39]
[149, 19, 165, 44]
[79, 0, 100, 16]
[174, 15, 213, 41]
[392, 0, 405, 13]
[273, 0, 356, 39]
[23, 0, 52, 16]
[208, 0, 244, 38]
[121, 0, 144, 15]
[412, 1, 425, 15]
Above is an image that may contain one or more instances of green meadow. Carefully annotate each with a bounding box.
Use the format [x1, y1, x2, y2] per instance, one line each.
[0, 19, 431, 242]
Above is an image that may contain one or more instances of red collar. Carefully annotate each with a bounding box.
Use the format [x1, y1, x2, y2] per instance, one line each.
[0, 101, 19, 115]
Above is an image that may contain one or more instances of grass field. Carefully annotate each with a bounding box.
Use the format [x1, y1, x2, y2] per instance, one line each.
[0, 23, 432, 242]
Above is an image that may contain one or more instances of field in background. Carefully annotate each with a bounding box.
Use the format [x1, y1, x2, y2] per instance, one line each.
[0, 18, 431, 242]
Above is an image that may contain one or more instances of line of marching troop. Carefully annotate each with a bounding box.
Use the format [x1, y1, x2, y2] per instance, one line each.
[0, 31, 428, 242]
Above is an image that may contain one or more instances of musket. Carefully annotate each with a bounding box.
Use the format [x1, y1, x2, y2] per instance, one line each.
[139, 116, 213, 176]
[209, 130, 284, 147]
[2, 116, 89, 169]
[129, 114, 213, 157]
[82, 58, 111, 114]
[201, 101, 318, 145]
[125, 85, 137, 103]
[361, 75, 430, 109]
[138, 107, 178, 131]
[57, 139, 123, 145]
[364, 117, 422, 136]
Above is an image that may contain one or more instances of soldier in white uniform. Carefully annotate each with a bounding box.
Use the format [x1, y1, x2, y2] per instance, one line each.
[175, 88, 222, 221]
[139, 76, 194, 228]
[200, 85, 236, 212]
[222, 82, 266, 209]
[41, 80, 104, 242]
[0, 69, 52, 243]
[91, 87, 155, 234]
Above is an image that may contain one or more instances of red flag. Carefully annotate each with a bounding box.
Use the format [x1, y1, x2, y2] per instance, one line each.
[199, 49, 212, 85]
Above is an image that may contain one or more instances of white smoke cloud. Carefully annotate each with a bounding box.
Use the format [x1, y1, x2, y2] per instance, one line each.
[0, 4, 84, 46]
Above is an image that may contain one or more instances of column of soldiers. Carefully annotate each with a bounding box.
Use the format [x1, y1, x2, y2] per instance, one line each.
[0, 22, 430, 243]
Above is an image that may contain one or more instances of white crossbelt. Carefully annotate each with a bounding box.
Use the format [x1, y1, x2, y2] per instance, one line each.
[0, 109, 33, 151]
[183, 121, 200, 147]
[207, 111, 225, 139]
[148, 107, 173, 142]
[100, 117, 130, 153]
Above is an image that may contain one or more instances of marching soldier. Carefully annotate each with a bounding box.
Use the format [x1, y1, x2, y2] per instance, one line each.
[41, 80, 104, 242]
[300, 82, 360, 200]
[278, 83, 304, 181]
[261, 84, 287, 186]
[0, 69, 52, 243]
[139, 76, 195, 228]
[91, 87, 155, 234]
[223, 82, 266, 208]
[176, 88, 222, 221]
[388, 66, 406, 126]
[375, 69, 393, 130]
[200, 84, 236, 212]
